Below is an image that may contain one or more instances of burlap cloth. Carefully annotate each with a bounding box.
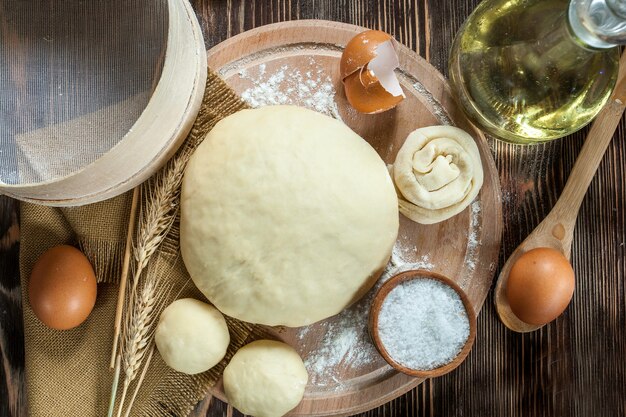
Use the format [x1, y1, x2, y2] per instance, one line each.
[19, 70, 265, 417]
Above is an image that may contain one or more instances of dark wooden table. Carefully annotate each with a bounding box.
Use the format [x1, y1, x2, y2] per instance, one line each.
[2, 1, 625, 416]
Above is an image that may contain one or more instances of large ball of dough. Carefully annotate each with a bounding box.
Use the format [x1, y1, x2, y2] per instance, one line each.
[181, 105, 398, 326]
[155, 298, 230, 375]
[224, 340, 308, 417]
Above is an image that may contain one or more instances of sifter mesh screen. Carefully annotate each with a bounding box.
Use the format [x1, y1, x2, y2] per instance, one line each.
[0, 0, 167, 185]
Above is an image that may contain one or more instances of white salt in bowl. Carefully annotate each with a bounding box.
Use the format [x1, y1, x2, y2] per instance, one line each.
[369, 270, 476, 378]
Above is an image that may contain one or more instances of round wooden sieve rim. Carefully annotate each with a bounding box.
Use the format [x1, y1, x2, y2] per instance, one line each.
[0, 0, 207, 206]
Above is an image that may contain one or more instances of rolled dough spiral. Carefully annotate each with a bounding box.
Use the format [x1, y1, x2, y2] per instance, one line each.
[392, 126, 483, 224]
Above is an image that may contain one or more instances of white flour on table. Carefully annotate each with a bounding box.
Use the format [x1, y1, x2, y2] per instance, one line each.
[463, 201, 482, 273]
[298, 200, 483, 388]
[298, 242, 434, 388]
[238, 59, 342, 120]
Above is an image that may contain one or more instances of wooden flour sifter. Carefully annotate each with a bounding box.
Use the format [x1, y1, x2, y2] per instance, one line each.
[0, 0, 206, 206]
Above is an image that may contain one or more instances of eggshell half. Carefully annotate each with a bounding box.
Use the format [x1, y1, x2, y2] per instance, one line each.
[343, 69, 404, 114]
[340, 30, 394, 79]
[340, 30, 404, 114]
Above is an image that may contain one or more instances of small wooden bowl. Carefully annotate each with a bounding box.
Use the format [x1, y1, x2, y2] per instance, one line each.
[369, 269, 477, 378]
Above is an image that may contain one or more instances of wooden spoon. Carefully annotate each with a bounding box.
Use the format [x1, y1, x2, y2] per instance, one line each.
[369, 270, 477, 378]
[495, 52, 626, 333]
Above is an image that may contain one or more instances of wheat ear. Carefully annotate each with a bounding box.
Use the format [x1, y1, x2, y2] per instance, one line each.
[131, 157, 185, 296]
[116, 274, 171, 417]
[112, 147, 189, 358]
[112, 153, 189, 416]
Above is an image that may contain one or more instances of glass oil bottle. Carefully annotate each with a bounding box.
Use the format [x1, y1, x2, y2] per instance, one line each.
[449, 0, 626, 144]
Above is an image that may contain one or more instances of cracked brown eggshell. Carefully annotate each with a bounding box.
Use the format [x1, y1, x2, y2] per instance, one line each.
[340, 30, 405, 114]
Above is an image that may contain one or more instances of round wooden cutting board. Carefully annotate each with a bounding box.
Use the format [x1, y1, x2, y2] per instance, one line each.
[206, 20, 502, 417]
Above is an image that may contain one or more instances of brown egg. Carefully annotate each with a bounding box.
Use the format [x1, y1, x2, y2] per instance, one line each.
[506, 247, 575, 326]
[340, 30, 405, 114]
[29, 245, 97, 330]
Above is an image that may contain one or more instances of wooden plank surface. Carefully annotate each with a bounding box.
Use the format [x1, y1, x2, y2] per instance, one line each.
[1, 1, 625, 417]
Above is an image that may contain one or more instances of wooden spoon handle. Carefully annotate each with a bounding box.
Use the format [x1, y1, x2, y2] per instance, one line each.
[540, 52, 626, 255]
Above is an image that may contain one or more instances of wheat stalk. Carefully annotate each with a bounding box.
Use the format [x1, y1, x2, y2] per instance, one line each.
[108, 144, 198, 417]
[131, 158, 185, 295]
[110, 187, 140, 368]
[123, 278, 158, 381]
[116, 271, 172, 417]
[122, 344, 154, 417]
[111, 152, 189, 364]
[107, 355, 122, 417]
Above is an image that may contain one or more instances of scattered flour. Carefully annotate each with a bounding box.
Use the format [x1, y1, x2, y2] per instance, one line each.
[238, 59, 342, 120]
[299, 244, 434, 387]
[391, 241, 433, 269]
[299, 298, 377, 386]
[464, 200, 482, 273]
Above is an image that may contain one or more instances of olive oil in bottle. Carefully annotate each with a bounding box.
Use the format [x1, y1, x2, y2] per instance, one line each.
[449, 0, 623, 144]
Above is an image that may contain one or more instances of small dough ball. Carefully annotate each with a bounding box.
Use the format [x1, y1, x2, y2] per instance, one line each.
[224, 340, 308, 417]
[155, 298, 230, 375]
[391, 125, 483, 224]
[181, 105, 398, 326]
